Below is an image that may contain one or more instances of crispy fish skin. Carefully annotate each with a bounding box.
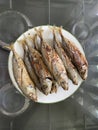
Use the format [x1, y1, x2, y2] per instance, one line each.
[36, 29, 69, 90]
[22, 43, 41, 91]
[10, 45, 37, 101]
[53, 28, 78, 85]
[41, 41, 68, 90]
[28, 33, 57, 93]
[26, 44, 53, 95]
[59, 27, 88, 80]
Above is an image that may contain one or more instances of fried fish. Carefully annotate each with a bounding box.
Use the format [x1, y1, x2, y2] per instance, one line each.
[8, 44, 37, 101]
[36, 29, 69, 90]
[25, 43, 53, 95]
[59, 27, 88, 80]
[53, 27, 78, 85]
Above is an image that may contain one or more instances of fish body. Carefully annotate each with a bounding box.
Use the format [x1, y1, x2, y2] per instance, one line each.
[59, 28, 88, 80]
[34, 28, 68, 90]
[40, 40, 69, 90]
[26, 45, 53, 95]
[10, 44, 37, 101]
[25, 35, 57, 93]
[53, 29, 78, 85]
[22, 42, 41, 91]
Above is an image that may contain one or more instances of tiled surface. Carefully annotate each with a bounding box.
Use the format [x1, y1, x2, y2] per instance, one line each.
[0, 0, 9, 12]
[0, 114, 11, 130]
[12, 0, 49, 26]
[13, 99, 85, 130]
[50, 0, 82, 28]
[0, 0, 98, 130]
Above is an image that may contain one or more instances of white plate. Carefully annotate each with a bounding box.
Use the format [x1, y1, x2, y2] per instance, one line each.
[8, 25, 84, 104]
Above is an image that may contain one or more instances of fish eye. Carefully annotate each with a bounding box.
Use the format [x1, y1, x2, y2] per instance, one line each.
[28, 85, 32, 88]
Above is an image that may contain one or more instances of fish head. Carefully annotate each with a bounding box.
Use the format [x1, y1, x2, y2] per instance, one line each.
[29, 93, 37, 102]
[80, 65, 88, 80]
[41, 78, 52, 95]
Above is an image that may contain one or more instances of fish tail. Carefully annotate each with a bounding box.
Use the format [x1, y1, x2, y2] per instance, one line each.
[53, 26, 62, 35]
[3, 43, 14, 51]
[48, 25, 59, 36]
[58, 26, 63, 36]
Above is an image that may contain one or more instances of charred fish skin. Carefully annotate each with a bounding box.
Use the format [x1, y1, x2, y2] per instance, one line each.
[37, 31, 69, 90]
[22, 42, 42, 92]
[26, 44, 53, 95]
[43, 42, 69, 90]
[11, 45, 37, 101]
[59, 27, 88, 80]
[53, 28, 78, 85]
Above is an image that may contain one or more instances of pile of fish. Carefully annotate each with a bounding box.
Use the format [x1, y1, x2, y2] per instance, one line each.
[8, 26, 88, 102]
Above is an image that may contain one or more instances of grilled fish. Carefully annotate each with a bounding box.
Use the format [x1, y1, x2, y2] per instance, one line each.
[20, 40, 42, 92]
[25, 43, 53, 95]
[36, 29, 69, 90]
[59, 27, 88, 80]
[24, 33, 57, 93]
[53, 27, 78, 85]
[8, 44, 37, 101]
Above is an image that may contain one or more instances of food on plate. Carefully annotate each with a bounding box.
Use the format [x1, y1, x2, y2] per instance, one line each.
[25, 42, 54, 95]
[59, 27, 88, 80]
[36, 29, 69, 90]
[8, 44, 37, 101]
[21, 41, 41, 91]
[52, 27, 78, 85]
[23, 34, 58, 94]
[8, 25, 88, 103]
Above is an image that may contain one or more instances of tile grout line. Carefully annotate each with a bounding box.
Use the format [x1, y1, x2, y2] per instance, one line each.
[48, 104, 52, 130]
[9, 0, 13, 9]
[48, 0, 51, 25]
[10, 120, 14, 130]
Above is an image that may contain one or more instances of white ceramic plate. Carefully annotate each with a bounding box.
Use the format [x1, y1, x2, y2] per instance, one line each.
[8, 25, 84, 103]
